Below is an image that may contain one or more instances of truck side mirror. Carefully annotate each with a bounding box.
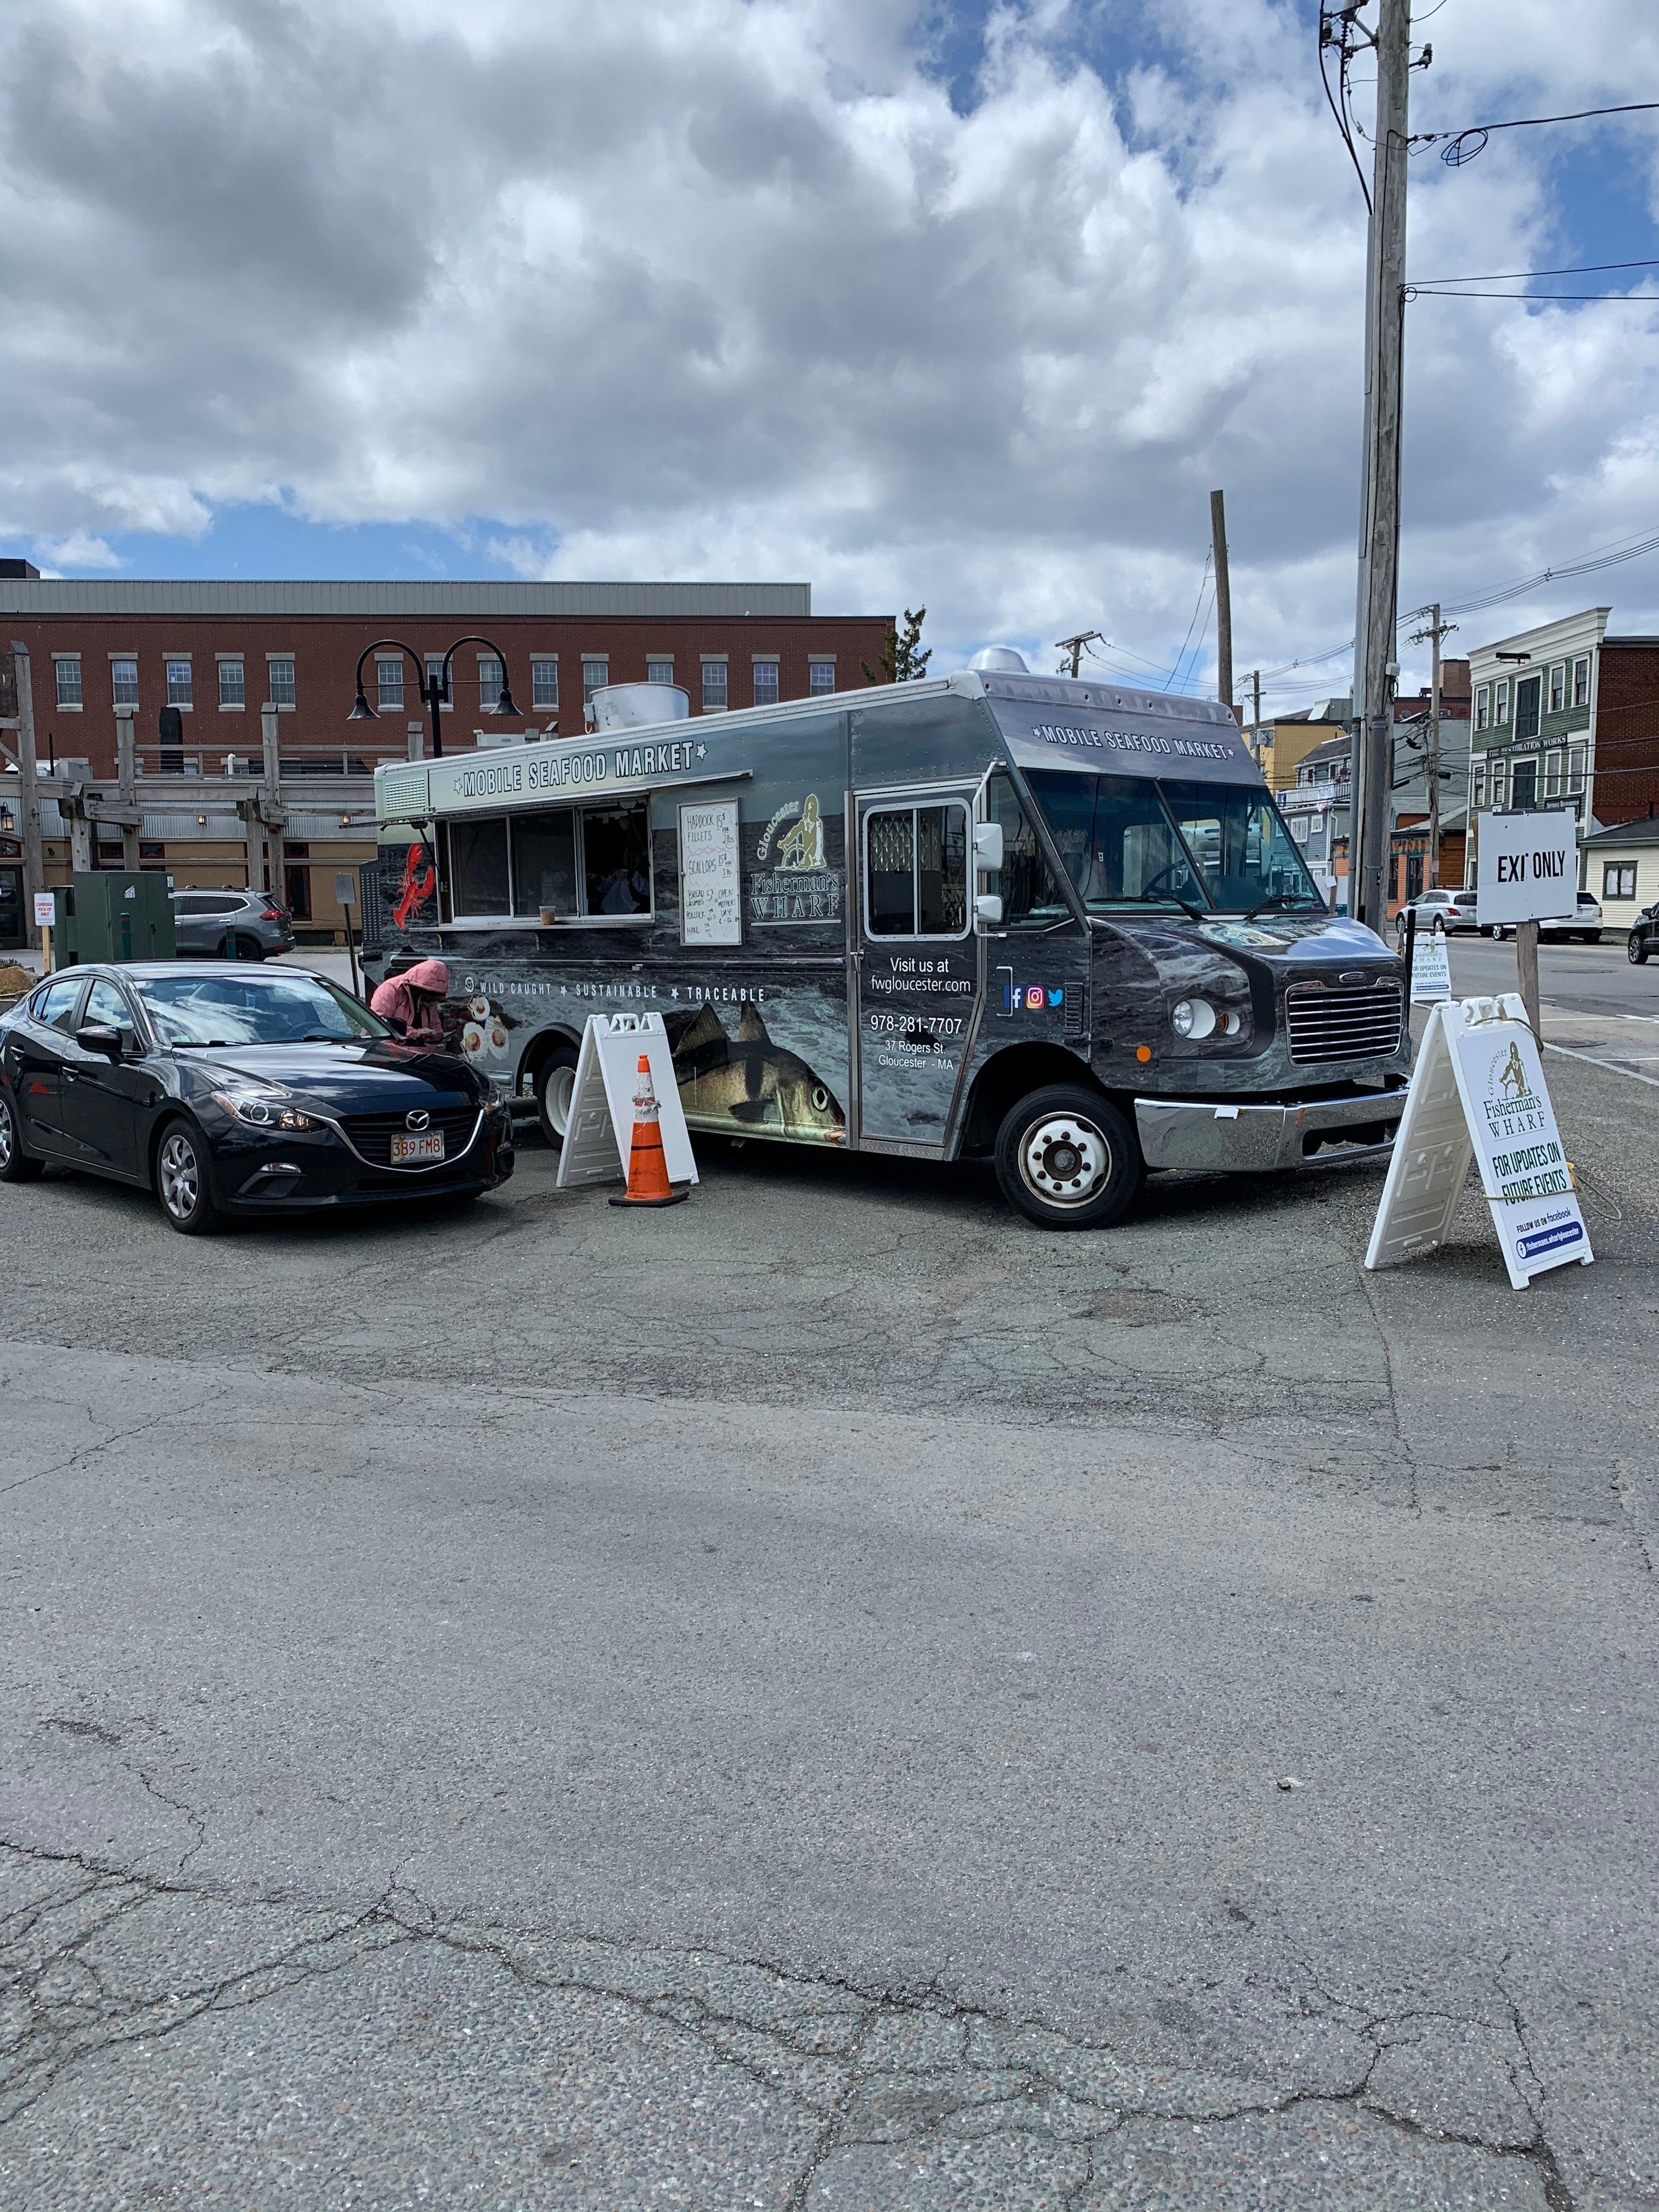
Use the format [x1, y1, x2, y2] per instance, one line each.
[974, 893, 1004, 927]
[973, 821, 1004, 871]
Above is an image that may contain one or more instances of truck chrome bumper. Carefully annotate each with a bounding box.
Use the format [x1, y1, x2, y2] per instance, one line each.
[1133, 1087, 1407, 1174]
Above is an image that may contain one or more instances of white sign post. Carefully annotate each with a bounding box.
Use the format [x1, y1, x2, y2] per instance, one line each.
[556, 1012, 699, 1193]
[1365, 992, 1592, 1290]
[1473, 809, 1577, 929]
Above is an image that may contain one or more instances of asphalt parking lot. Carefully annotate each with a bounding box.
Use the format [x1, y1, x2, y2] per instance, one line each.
[4, 1040, 1657, 2209]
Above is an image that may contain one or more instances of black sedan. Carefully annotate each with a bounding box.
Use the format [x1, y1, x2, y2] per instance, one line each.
[1629, 901, 1659, 966]
[0, 963, 513, 1233]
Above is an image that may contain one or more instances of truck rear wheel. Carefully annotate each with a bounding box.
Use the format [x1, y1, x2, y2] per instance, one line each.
[994, 1086, 1142, 1231]
[534, 1042, 581, 1150]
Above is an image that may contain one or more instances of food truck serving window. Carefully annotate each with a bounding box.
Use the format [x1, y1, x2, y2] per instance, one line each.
[444, 799, 651, 922]
[864, 802, 969, 938]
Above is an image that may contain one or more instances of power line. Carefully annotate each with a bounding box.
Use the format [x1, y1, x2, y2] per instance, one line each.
[1413, 100, 1659, 168]
[1165, 555, 1212, 691]
[1409, 258, 1659, 285]
[1408, 287, 1659, 301]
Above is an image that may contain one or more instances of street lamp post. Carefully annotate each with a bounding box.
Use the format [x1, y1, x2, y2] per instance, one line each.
[348, 635, 521, 761]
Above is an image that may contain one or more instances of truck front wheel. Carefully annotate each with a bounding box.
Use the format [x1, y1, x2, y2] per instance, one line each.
[994, 1086, 1142, 1231]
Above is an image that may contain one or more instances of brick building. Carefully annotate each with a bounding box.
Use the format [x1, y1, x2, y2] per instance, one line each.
[0, 568, 890, 946]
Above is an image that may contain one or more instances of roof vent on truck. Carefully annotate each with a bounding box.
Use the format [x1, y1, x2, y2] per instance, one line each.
[967, 645, 1030, 673]
[589, 682, 691, 731]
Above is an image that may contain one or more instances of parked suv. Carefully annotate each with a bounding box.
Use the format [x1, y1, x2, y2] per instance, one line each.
[1393, 888, 1479, 944]
[1486, 893, 1604, 944]
[1629, 901, 1659, 965]
[170, 889, 295, 960]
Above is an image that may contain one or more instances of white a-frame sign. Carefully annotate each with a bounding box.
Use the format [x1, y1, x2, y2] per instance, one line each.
[555, 1011, 699, 1192]
[1365, 993, 1593, 1290]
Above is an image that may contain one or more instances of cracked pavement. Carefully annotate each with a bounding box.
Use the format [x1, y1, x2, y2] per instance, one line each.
[2, 1044, 1656, 2208]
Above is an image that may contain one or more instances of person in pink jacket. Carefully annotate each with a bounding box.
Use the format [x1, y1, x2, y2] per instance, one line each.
[369, 958, 450, 1044]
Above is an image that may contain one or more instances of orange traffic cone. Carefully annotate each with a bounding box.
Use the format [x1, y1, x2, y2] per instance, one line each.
[609, 1053, 690, 1208]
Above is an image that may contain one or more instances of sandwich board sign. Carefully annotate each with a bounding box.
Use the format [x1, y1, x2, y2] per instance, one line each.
[556, 1011, 699, 1192]
[1409, 923, 1451, 1005]
[1475, 809, 1576, 929]
[1365, 992, 1592, 1290]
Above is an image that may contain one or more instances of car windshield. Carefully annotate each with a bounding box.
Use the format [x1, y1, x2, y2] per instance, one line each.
[136, 972, 387, 1047]
[1025, 771, 1325, 916]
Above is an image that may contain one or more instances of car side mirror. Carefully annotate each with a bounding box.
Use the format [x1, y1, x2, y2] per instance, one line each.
[76, 1023, 125, 1059]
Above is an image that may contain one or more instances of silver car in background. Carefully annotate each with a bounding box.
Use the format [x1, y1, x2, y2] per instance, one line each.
[169, 889, 296, 961]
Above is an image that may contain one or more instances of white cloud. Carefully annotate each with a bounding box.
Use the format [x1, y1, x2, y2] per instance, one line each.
[0, 0, 1654, 695]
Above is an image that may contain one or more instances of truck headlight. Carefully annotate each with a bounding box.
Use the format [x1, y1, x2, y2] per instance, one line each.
[1171, 997, 1217, 1040]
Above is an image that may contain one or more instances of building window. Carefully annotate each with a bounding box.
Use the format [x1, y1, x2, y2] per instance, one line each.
[1475, 685, 1489, 731]
[646, 657, 674, 686]
[1571, 656, 1590, 708]
[1515, 673, 1541, 742]
[1604, 862, 1638, 901]
[166, 659, 193, 708]
[218, 658, 245, 709]
[1567, 742, 1587, 794]
[425, 654, 452, 707]
[809, 658, 835, 696]
[582, 657, 608, 704]
[1511, 757, 1538, 809]
[111, 656, 139, 706]
[1490, 760, 1508, 808]
[1289, 814, 1309, 843]
[752, 658, 779, 707]
[1472, 765, 1486, 806]
[1549, 663, 1565, 714]
[1544, 749, 1563, 799]
[701, 658, 727, 713]
[377, 657, 404, 710]
[1495, 678, 1510, 725]
[54, 655, 82, 709]
[531, 657, 559, 710]
[478, 655, 505, 710]
[268, 657, 296, 708]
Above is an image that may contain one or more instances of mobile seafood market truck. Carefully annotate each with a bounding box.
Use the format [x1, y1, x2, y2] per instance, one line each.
[362, 652, 1409, 1228]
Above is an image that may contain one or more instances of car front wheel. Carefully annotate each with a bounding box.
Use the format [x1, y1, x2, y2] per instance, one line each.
[0, 1089, 44, 1183]
[155, 1120, 223, 1235]
[994, 1085, 1142, 1231]
[1632, 933, 1650, 966]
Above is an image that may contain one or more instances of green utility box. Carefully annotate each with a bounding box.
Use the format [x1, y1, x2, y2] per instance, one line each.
[57, 873, 176, 964]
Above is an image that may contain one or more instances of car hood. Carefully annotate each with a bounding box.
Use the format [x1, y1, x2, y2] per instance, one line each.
[176, 1040, 485, 1111]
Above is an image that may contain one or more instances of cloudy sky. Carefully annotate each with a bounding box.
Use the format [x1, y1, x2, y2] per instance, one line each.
[2, 0, 1655, 702]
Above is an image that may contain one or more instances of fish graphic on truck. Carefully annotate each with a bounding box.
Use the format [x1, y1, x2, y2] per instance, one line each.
[668, 1001, 845, 1141]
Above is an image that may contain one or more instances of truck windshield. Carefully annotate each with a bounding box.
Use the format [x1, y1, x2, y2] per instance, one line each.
[1025, 771, 1324, 917]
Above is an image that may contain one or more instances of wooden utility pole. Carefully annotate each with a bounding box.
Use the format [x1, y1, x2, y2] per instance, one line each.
[1210, 490, 1233, 712]
[1349, 0, 1410, 933]
[1054, 630, 1102, 679]
[1516, 917, 1542, 1039]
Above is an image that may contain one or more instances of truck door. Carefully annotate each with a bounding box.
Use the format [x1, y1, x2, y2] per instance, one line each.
[853, 785, 983, 1149]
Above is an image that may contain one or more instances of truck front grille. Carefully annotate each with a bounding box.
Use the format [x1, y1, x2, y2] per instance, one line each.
[1284, 981, 1403, 1065]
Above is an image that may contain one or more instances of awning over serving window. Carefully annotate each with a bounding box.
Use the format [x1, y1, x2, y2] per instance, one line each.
[980, 672, 1262, 789]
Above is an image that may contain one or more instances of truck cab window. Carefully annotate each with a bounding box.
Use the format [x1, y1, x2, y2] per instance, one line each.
[984, 777, 1072, 928]
[865, 803, 968, 937]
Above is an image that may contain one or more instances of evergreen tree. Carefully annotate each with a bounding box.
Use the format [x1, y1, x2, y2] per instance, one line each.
[862, 607, 931, 686]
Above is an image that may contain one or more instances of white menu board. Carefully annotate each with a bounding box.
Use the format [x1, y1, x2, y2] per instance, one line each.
[678, 799, 742, 945]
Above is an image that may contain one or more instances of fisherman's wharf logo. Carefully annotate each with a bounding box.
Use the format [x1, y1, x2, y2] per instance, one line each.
[1478, 1036, 1571, 1201]
[758, 794, 826, 871]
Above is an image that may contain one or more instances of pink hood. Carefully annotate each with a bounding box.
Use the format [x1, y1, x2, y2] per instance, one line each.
[370, 960, 450, 1036]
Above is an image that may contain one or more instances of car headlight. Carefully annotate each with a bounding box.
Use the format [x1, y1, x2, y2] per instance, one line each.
[1171, 997, 1217, 1040]
[210, 1088, 317, 1131]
